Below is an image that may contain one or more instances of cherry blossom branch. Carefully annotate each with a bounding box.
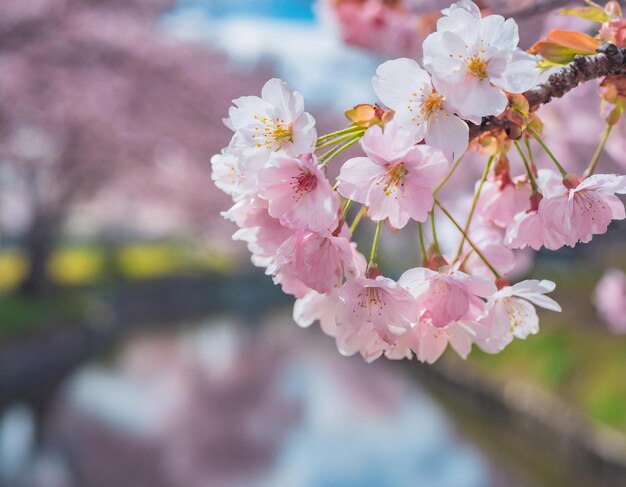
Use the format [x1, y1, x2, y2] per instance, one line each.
[468, 44, 626, 141]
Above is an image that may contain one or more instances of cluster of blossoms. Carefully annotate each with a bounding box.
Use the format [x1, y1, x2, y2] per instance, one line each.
[212, 1, 626, 364]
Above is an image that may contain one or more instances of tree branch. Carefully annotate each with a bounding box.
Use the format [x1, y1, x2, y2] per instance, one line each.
[468, 44, 626, 140]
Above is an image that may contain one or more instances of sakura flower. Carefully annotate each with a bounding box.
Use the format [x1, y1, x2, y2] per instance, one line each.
[475, 280, 561, 354]
[422, 1, 539, 121]
[593, 268, 626, 334]
[257, 152, 339, 232]
[222, 197, 293, 268]
[504, 170, 567, 251]
[333, 275, 417, 362]
[225, 78, 317, 162]
[336, 274, 415, 334]
[410, 317, 476, 364]
[268, 230, 365, 295]
[475, 175, 531, 229]
[210, 150, 256, 200]
[539, 173, 626, 247]
[463, 223, 515, 279]
[293, 289, 340, 337]
[336, 122, 448, 228]
[399, 267, 496, 327]
[372, 58, 469, 161]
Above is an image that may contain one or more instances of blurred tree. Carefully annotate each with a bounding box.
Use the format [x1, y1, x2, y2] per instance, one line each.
[0, 0, 263, 295]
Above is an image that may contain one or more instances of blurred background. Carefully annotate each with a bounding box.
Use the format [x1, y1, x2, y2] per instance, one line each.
[1, 0, 626, 485]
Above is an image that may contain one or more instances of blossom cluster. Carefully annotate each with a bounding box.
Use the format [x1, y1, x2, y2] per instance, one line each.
[212, 1, 626, 364]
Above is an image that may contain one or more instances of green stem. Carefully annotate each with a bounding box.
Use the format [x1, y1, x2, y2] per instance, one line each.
[524, 136, 536, 168]
[433, 154, 464, 195]
[454, 155, 494, 261]
[319, 134, 363, 166]
[585, 123, 613, 177]
[340, 199, 353, 221]
[418, 222, 427, 259]
[316, 125, 362, 144]
[528, 128, 567, 176]
[514, 140, 538, 192]
[435, 199, 501, 279]
[349, 206, 366, 234]
[368, 221, 383, 267]
[316, 129, 365, 151]
[430, 212, 441, 255]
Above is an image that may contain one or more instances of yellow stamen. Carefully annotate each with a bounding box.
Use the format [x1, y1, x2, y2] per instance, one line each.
[467, 56, 488, 80]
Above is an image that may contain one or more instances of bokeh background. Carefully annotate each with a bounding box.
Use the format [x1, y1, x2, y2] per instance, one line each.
[1, 0, 626, 486]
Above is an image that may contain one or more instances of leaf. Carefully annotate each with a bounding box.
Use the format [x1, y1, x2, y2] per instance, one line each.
[528, 29, 601, 64]
[559, 6, 611, 23]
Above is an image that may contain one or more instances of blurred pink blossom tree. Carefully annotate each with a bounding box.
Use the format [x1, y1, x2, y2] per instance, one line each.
[0, 0, 265, 295]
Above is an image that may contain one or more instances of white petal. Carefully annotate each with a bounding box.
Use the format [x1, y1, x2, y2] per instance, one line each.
[425, 112, 469, 161]
[492, 50, 539, 94]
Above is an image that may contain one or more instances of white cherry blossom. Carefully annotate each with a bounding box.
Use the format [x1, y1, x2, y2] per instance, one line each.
[225, 78, 317, 163]
[423, 1, 539, 121]
[372, 58, 469, 161]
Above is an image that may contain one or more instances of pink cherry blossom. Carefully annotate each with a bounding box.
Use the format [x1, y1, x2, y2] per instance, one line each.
[463, 223, 515, 279]
[372, 57, 469, 161]
[222, 197, 293, 268]
[539, 173, 626, 247]
[293, 289, 340, 337]
[257, 152, 339, 232]
[268, 230, 364, 295]
[593, 268, 626, 334]
[334, 275, 417, 361]
[410, 317, 476, 364]
[475, 175, 531, 229]
[225, 78, 317, 162]
[504, 170, 567, 251]
[399, 267, 496, 327]
[475, 280, 561, 354]
[336, 122, 448, 228]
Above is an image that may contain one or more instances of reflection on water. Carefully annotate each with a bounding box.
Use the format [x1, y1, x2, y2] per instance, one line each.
[0, 314, 528, 486]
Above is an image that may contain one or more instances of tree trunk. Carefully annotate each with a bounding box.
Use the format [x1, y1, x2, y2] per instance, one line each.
[18, 223, 56, 297]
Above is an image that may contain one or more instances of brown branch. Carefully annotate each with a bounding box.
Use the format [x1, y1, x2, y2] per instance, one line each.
[468, 44, 626, 140]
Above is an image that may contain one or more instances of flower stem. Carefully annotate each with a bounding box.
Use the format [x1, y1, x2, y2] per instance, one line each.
[433, 154, 464, 195]
[524, 136, 536, 168]
[435, 199, 501, 279]
[514, 140, 538, 192]
[369, 221, 383, 267]
[418, 222, 427, 262]
[319, 134, 363, 166]
[340, 199, 353, 221]
[430, 212, 441, 255]
[316, 129, 365, 150]
[585, 123, 613, 177]
[454, 154, 494, 261]
[528, 128, 567, 176]
[316, 125, 362, 145]
[349, 206, 366, 234]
